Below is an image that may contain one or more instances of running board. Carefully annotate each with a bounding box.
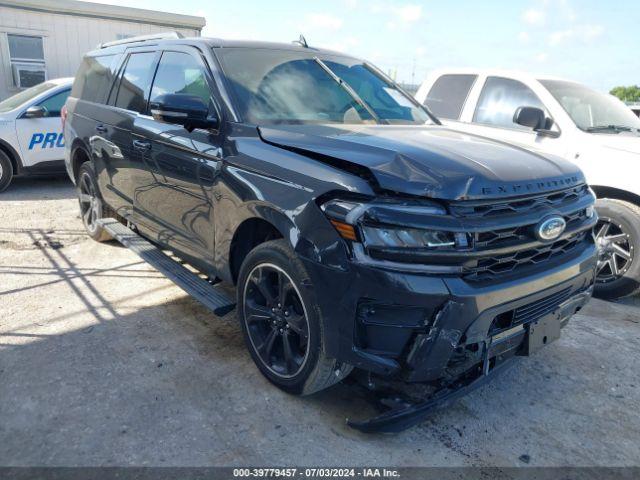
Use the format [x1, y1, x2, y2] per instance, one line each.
[98, 218, 236, 316]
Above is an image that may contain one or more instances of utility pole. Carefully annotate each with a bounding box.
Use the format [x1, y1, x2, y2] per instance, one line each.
[411, 57, 416, 86]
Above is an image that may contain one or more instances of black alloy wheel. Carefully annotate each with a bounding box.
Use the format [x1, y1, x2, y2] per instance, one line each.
[242, 263, 310, 379]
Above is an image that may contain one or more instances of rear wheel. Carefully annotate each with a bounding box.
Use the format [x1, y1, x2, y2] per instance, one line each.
[77, 162, 112, 242]
[237, 239, 352, 395]
[0, 151, 13, 193]
[593, 199, 640, 300]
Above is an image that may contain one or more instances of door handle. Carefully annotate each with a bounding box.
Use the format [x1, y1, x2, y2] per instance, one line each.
[133, 140, 151, 151]
[95, 124, 108, 134]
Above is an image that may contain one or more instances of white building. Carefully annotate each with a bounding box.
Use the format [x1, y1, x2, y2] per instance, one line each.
[0, 0, 205, 100]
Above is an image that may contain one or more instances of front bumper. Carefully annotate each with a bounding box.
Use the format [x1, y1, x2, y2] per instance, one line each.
[302, 239, 597, 382]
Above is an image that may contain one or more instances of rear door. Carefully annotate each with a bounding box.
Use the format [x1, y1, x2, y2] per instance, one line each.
[133, 46, 221, 263]
[15, 88, 69, 167]
[99, 48, 159, 219]
[421, 73, 477, 126]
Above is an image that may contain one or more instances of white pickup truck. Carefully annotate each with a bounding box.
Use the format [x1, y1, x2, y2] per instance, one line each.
[416, 70, 640, 299]
[0, 78, 72, 192]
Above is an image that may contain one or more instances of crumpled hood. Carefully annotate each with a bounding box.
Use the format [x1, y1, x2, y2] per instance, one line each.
[258, 124, 585, 200]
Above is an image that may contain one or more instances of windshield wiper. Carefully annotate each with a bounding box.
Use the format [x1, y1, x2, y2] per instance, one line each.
[585, 124, 636, 133]
[313, 57, 382, 124]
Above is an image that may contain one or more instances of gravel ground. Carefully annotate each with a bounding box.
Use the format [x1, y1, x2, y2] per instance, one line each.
[0, 176, 639, 467]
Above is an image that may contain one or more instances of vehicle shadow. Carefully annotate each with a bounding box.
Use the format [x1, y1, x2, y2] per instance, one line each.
[616, 294, 640, 309]
[0, 290, 382, 466]
[2, 175, 75, 201]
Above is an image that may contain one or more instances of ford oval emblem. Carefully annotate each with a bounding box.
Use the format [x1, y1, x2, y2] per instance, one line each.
[536, 216, 566, 242]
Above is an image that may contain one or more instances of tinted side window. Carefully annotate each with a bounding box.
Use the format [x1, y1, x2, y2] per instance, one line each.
[115, 52, 156, 113]
[37, 89, 70, 117]
[474, 77, 545, 129]
[424, 74, 477, 120]
[150, 51, 211, 106]
[71, 55, 116, 103]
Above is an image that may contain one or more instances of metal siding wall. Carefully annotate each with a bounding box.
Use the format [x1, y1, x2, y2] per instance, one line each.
[0, 5, 199, 100]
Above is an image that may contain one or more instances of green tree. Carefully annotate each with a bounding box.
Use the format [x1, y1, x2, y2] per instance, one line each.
[610, 85, 640, 102]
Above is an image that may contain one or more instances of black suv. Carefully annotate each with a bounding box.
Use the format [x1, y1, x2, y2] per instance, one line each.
[65, 34, 597, 430]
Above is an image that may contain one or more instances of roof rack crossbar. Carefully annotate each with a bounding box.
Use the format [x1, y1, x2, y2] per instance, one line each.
[98, 31, 183, 49]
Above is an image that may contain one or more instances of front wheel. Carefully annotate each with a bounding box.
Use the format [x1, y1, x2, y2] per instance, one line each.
[593, 199, 640, 300]
[237, 239, 352, 395]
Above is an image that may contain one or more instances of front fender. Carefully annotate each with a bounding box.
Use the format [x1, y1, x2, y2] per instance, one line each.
[577, 147, 640, 198]
[214, 165, 351, 282]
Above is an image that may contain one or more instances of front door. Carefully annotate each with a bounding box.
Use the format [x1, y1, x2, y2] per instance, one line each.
[133, 47, 222, 264]
[15, 88, 69, 167]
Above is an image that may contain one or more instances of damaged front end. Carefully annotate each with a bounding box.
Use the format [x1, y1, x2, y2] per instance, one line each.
[346, 286, 593, 433]
[301, 182, 598, 433]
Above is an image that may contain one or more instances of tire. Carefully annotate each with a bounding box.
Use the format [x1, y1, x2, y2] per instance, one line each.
[0, 150, 13, 193]
[593, 198, 640, 300]
[77, 162, 112, 242]
[237, 239, 352, 395]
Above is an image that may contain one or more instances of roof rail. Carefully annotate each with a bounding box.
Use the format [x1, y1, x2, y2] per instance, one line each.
[98, 31, 183, 49]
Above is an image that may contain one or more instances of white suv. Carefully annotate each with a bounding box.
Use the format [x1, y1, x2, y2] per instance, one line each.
[0, 78, 73, 192]
[416, 69, 640, 299]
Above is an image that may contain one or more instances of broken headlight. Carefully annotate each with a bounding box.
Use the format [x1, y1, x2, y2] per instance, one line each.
[321, 198, 456, 249]
[361, 225, 454, 248]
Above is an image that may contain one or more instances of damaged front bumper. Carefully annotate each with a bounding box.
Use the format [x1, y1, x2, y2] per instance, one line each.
[304, 239, 596, 378]
[346, 286, 593, 433]
[302, 238, 596, 431]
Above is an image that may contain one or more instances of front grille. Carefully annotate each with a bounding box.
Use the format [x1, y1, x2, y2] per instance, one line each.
[359, 185, 594, 281]
[465, 232, 588, 281]
[490, 287, 573, 335]
[513, 287, 573, 324]
[474, 208, 587, 250]
[450, 185, 589, 218]
[447, 185, 595, 282]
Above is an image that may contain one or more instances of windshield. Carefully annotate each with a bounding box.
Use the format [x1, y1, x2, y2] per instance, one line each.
[0, 82, 56, 113]
[216, 48, 432, 125]
[541, 79, 640, 132]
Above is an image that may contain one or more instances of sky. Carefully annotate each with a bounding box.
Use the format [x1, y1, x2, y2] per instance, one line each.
[92, 0, 639, 92]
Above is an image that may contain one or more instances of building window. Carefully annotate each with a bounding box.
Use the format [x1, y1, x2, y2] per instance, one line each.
[8, 34, 44, 61]
[7, 34, 47, 88]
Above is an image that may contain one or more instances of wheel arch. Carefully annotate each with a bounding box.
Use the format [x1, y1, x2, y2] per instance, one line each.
[228, 213, 290, 285]
[70, 139, 91, 181]
[0, 138, 23, 176]
[591, 185, 640, 208]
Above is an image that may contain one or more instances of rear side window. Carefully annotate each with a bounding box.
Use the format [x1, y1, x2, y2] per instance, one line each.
[115, 52, 156, 113]
[150, 51, 211, 106]
[424, 74, 477, 120]
[473, 76, 545, 129]
[71, 55, 116, 103]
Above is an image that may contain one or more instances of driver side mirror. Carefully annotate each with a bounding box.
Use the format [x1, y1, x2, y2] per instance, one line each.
[513, 106, 560, 137]
[24, 105, 46, 119]
[149, 93, 219, 132]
